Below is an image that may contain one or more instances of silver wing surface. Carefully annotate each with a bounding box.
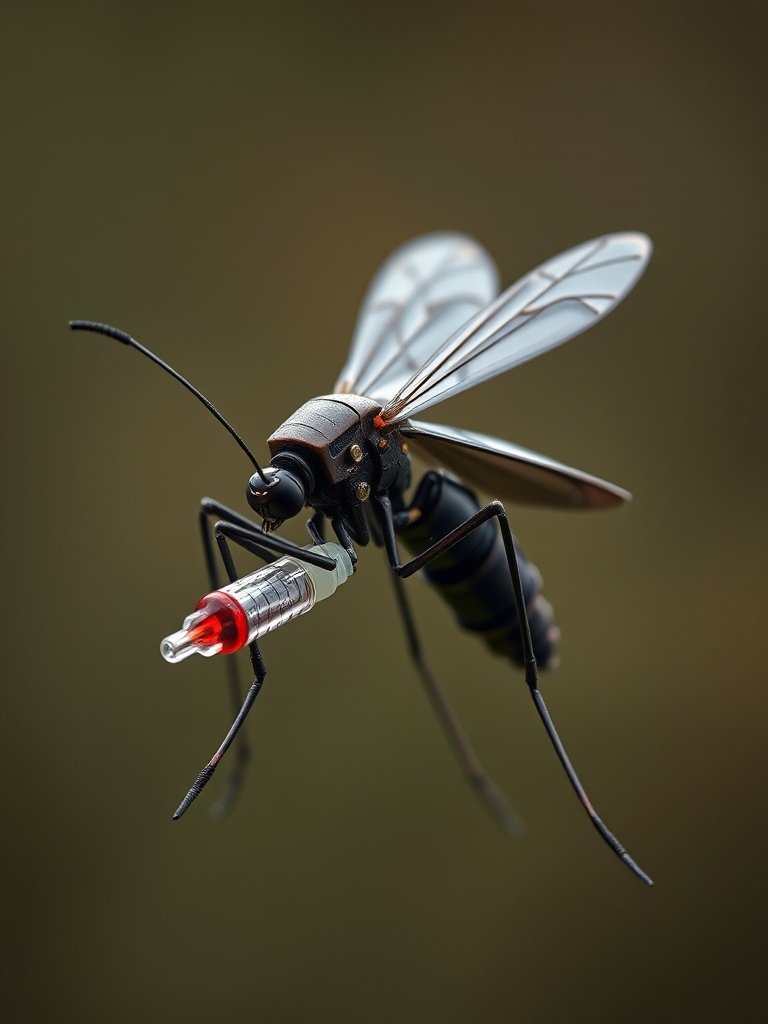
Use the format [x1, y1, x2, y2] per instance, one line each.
[380, 232, 652, 423]
[334, 233, 499, 403]
[402, 420, 631, 510]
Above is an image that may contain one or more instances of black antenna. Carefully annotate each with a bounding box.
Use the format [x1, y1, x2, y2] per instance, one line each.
[69, 320, 267, 478]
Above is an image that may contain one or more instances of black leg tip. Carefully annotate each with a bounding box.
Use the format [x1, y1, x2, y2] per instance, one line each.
[171, 763, 217, 821]
[623, 854, 654, 887]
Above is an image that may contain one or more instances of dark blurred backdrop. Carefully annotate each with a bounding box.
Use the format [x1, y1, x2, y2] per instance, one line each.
[1, 2, 766, 1022]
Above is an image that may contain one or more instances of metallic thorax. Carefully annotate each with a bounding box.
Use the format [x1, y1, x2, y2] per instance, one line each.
[264, 394, 411, 540]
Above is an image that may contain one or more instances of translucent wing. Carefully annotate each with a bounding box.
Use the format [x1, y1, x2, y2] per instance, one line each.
[334, 233, 499, 403]
[403, 420, 630, 510]
[380, 232, 652, 423]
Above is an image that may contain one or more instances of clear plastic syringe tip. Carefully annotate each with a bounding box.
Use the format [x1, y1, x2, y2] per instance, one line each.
[160, 628, 199, 664]
[160, 606, 226, 663]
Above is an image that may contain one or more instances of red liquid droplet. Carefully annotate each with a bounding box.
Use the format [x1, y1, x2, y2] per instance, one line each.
[190, 592, 249, 655]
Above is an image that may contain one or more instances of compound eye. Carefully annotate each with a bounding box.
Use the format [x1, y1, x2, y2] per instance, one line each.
[246, 466, 305, 522]
[267, 471, 306, 520]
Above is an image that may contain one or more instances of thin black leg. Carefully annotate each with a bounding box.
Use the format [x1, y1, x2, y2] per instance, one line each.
[196, 506, 253, 820]
[172, 635, 266, 820]
[173, 500, 341, 820]
[389, 571, 525, 837]
[331, 514, 358, 565]
[200, 498, 336, 570]
[173, 506, 273, 820]
[305, 507, 359, 566]
[375, 493, 653, 886]
[306, 511, 326, 545]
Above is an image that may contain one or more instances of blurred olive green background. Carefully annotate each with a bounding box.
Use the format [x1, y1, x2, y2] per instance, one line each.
[2, 2, 766, 1022]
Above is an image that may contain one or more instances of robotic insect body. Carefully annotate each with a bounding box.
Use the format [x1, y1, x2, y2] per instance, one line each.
[71, 230, 653, 885]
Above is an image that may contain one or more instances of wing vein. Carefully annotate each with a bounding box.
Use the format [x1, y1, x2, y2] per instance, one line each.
[335, 231, 650, 421]
[383, 237, 606, 418]
[349, 253, 486, 387]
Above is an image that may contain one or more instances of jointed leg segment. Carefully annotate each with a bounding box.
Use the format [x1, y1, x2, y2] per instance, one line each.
[375, 492, 653, 885]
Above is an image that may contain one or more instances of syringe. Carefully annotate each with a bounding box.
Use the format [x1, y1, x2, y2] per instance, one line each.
[160, 542, 354, 663]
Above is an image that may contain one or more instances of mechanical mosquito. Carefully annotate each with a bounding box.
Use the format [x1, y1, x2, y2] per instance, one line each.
[70, 230, 653, 884]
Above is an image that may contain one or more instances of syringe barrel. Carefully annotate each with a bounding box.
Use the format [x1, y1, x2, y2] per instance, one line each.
[225, 556, 316, 641]
[160, 542, 353, 663]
